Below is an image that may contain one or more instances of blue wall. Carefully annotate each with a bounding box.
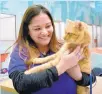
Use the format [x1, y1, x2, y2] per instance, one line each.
[0, 1, 102, 32]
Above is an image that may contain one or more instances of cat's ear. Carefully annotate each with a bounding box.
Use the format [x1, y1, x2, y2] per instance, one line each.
[75, 21, 83, 31]
[66, 19, 73, 24]
[65, 19, 73, 34]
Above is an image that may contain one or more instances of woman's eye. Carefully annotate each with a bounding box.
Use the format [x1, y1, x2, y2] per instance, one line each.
[34, 28, 41, 31]
[46, 25, 51, 28]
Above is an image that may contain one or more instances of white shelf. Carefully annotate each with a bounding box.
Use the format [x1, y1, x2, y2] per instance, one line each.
[0, 13, 16, 41]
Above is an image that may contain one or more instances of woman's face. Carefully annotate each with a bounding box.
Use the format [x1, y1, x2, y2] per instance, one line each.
[28, 13, 53, 47]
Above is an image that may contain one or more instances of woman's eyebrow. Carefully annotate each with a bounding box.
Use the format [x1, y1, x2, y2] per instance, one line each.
[32, 25, 40, 28]
[31, 22, 52, 28]
[46, 22, 51, 25]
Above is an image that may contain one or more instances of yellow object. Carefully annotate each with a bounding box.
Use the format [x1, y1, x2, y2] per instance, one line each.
[0, 78, 18, 94]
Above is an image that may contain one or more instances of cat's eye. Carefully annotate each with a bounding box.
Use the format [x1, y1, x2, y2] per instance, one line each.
[68, 33, 76, 36]
[67, 32, 71, 35]
[72, 33, 77, 36]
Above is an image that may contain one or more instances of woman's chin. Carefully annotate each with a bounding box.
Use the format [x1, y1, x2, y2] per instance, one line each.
[39, 41, 50, 46]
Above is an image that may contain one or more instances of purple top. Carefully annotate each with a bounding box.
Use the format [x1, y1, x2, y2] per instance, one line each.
[8, 45, 77, 94]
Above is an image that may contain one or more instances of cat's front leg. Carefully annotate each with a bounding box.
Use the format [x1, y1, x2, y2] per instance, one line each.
[32, 54, 57, 64]
[25, 59, 58, 74]
[32, 42, 68, 64]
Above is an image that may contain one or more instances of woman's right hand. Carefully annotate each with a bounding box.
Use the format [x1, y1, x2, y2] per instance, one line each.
[56, 46, 84, 76]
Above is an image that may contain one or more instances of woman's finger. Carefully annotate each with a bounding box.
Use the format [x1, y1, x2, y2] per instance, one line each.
[78, 53, 85, 61]
[73, 46, 81, 55]
[80, 48, 83, 55]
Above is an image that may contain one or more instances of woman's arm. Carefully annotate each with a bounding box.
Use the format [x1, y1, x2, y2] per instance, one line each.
[66, 65, 82, 81]
[8, 45, 80, 94]
[8, 45, 59, 94]
[9, 66, 58, 94]
[66, 65, 96, 86]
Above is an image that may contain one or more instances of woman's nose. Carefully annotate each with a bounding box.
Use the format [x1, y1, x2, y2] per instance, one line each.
[41, 28, 48, 35]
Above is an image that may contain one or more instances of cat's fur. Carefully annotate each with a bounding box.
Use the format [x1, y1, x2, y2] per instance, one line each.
[25, 20, 91, 94]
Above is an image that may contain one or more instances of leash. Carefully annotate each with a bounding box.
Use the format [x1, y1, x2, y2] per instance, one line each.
[90, 73, 92, 94]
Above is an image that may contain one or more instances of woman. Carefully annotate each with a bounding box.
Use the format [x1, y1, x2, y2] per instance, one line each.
[8, 5, 96, 94]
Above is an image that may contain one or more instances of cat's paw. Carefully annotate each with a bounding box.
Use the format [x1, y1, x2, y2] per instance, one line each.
[32, 58, 46, 64]
[32, 58, 38, 64]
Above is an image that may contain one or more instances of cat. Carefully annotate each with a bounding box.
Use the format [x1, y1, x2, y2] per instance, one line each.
[25, 20, 91, 94]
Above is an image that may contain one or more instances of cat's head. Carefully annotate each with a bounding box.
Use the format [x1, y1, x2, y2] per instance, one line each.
[64, 20, 91, 46]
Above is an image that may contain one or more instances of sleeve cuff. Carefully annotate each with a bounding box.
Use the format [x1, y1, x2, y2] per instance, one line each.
[75, 72, 90, 86]
[48, 66, 59, 81]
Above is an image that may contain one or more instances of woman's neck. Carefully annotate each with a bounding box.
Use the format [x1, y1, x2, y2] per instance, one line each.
[37, 45, 49, 55]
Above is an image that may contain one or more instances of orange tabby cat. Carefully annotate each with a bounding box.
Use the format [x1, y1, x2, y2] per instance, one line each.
[25, 20, 91, 94]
